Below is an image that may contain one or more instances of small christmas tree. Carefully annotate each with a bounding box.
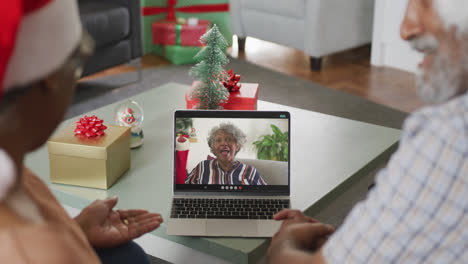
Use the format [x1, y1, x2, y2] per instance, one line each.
[190, 24, 229, 109]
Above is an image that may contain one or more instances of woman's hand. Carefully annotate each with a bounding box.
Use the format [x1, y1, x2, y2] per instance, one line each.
[75, 196, 163, 248]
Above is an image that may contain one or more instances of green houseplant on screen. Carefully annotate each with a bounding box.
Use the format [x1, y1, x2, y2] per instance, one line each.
[253, 124, 289, 161]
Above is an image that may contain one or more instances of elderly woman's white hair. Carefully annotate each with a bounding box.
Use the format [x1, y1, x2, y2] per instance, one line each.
[434, 0, 468, 32]
[207, 123, 247, 156]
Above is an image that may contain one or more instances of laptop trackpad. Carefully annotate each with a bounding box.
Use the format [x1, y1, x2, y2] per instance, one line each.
[206, 220, 258, 237]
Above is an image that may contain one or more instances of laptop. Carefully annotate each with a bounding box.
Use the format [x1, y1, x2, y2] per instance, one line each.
[167, 110, 291, 237]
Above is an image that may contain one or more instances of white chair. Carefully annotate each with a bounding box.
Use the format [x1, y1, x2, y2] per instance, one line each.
[238, 158, 288, 185]
[229, 0, 375, 70]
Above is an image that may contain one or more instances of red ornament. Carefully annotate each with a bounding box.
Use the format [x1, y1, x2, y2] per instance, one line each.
[222, 69, 242, 93]
[75, 115, 107, 138]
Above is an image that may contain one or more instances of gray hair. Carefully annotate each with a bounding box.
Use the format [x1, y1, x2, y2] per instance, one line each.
[207, 123, 247, 155]
[434, 0, 468, 33]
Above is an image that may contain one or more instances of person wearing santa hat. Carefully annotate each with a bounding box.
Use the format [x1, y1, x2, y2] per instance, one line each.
[267, 0, 468, 263]
[0, 1, 162, 263]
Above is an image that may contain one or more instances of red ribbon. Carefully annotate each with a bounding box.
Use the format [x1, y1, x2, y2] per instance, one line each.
[177, 134, 189, 142]
[222, 69, 241, 93]
[142, 0, 229, 20]
[75, 115, 107, 138]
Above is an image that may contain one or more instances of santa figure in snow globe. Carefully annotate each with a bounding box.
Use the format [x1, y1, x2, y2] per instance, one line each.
[114, 100, 144, 148]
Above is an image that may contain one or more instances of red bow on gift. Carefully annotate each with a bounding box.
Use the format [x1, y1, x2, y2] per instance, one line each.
[142, 0, 230, 21]
[222, 69, 241, 93]
[75, 115, 107, 138]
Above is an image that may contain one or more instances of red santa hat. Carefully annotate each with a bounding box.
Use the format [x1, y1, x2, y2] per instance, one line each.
[434, 0, 468, 32]
[0, 0, 82, 200]
[0, 0, 82, 102]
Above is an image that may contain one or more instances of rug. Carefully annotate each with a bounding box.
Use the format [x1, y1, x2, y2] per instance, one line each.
[71, 57, 408, 264]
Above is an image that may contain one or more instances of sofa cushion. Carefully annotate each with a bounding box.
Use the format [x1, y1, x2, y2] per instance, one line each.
[237, 159, 288, 185]
[82, 40, 131, 76]
[79, 1, 130, 49]
[241, 0, 304, 19]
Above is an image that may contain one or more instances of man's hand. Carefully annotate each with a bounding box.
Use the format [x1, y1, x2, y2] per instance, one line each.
[274, 209, 318, 226]
[75, 196, 163, 248]
[267, 209, 334, 264]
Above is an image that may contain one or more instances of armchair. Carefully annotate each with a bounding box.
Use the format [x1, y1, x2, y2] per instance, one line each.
[230, 0, 375, 71]
[78, 0, 143, 77]
[237, 158, 288, 185]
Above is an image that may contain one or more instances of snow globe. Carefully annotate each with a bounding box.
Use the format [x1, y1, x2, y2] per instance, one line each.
[114, 100, 144, 148]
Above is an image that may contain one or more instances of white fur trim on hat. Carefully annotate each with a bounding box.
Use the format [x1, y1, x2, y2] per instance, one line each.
[2, 0, 82, 90]
[434, 0, 468, 32]
[0, 148, 16, 201]
[176, 136, 190, 151]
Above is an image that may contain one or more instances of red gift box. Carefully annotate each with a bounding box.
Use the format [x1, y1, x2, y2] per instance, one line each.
[152, 19, 210, 46]
[186, 81, 259, 110]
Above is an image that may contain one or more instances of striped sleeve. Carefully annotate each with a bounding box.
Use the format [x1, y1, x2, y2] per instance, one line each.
[247, 166, 267, 185]
[207, 160, 216, 184]
[186, 160, 215, 184]
[185, 162, 202, 184]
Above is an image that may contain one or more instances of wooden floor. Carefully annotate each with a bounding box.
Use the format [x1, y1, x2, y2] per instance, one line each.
[83, 36, 424, 113]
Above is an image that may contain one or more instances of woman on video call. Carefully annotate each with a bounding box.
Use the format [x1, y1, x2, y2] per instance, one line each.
[185, 123, 267, 185]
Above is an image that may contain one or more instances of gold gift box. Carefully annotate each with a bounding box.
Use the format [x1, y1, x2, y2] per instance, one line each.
[47, 124, 131, 189]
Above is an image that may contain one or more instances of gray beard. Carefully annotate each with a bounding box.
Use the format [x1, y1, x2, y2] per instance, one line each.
[416, 48, 467, 104]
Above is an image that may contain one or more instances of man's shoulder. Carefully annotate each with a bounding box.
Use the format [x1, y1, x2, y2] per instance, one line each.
[403, 94, 468, 142]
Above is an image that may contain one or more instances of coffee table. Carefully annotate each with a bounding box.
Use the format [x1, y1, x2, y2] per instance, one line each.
[26, 82, 401, 264]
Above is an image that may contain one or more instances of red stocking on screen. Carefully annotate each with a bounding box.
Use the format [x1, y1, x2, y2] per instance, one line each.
[175, 135, 189, 184]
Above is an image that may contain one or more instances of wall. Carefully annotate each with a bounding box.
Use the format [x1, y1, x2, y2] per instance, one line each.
[371, 0, 422, 73]
[183, 118, 288, 172]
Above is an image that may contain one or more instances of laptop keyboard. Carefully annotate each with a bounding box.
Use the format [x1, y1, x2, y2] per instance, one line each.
[170, 198, 290, 219]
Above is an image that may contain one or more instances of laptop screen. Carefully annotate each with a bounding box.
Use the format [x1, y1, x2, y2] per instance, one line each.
[174, 110, 290, 195]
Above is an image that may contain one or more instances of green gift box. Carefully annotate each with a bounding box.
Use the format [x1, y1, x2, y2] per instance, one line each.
[141, 0, 232, 55]
[164, 45, 202, 65]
